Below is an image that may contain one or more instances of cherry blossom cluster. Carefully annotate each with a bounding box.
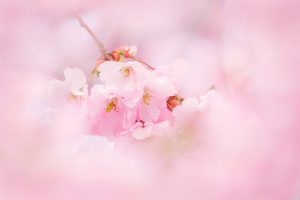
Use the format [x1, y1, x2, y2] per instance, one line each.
[47, 45, 214, 140]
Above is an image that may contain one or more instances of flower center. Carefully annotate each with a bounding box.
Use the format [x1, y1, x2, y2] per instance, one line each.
[120, 66, 132, 77]
[142, 89, 152, 105]
[105, 97, 119, 113]
[69, 89, 85, 101]
[69, 93, 80, 100]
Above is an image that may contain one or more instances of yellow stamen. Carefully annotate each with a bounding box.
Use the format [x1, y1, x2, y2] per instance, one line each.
[142, 89, 151, 105]
[69, 93, 78, 100]
[105, 97, 118, 113]
[120, 66, 132, 77]
[69, 92, 83, 101]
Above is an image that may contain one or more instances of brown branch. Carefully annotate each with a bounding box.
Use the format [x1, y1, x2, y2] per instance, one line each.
[208, 84, 216, 91]
[132, 57, 155, 70]
[75, 13, 110, 59]
[75, 13, 154, 71]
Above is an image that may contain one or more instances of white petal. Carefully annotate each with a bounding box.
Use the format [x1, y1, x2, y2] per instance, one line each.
[148, 75, 177, 97]
[64, 68, 86, 88]
[99, 61, 146, 97]
[152, 120, 171, 137]
[172, 97, 200, 118]
[155, 120, 170, 128]
[182, 97, 200, 107]
[98, 61, 123, 84]
[132, 125, 153, 140]
[90, 84, 114, 99]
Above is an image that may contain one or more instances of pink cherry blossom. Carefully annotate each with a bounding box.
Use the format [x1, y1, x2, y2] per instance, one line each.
[88, 84, 136, 138]
[46, 67, 88, 107]
[135, 72, 178, 123]
[97, 60, 150, 107]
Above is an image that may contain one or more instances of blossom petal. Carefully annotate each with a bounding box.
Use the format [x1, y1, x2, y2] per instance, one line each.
[132, 125, 153, 140]
[139, 101, 160, 122]
[64, 68, 86, 88]
[147, 75, 177, 98]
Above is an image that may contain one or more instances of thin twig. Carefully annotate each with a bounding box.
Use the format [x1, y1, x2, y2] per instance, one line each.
[75, 13, 110, 59]
[132, 57, 155, 70]
[208, 84, 216, 91]
[75, 13, 154, 71]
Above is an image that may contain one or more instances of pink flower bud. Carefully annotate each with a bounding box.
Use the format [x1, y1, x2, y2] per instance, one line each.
[167, 95, 183, 111]
[112, 52, 120, 61]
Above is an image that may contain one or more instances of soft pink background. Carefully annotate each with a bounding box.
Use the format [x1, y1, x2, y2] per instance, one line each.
[1, 0, 300, 199]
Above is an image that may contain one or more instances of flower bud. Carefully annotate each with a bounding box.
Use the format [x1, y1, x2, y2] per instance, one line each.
[112, 52, 121, 61]
[167, 95, 184, 111]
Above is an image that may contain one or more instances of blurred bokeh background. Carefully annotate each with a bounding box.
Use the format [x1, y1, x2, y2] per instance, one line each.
[1, 0, 300, 199]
